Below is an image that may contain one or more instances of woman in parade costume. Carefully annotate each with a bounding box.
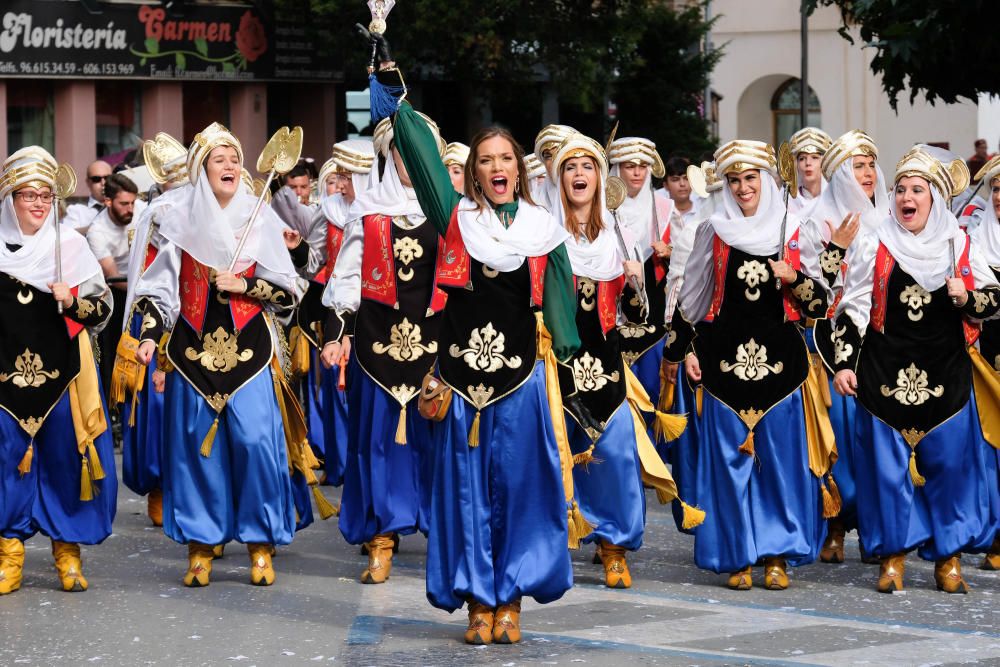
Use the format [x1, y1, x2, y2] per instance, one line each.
[443, 142, 469, 193]
[550, 133, 698, 589]
[968, 154, 1000, 570]
[0, 147, 115, 594]
[830, 145, 1000, 593]
[607, 138, 674, 417]
[115, 132, 190, 528]
[292, 139, 375, 489]
[524, 153, 548, 201]
[786, 127, 832, 221]
[811, 131, 891, 564]
[133, 122, 304, 588]
[319, 115, 446, 585]
[680, 140, 833, 590]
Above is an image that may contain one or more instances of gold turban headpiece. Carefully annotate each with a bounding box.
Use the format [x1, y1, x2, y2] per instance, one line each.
[713, 140, 777, 178]
[895, 144, 970, 201]
[552, 133, 609, 182]
[186, 122, 243, 184]
[0, 146, 58, 200]
[373, 112, 446, 159]
[608, 136, 665, 179]
[789, 127, 832, 157]
[442, 142, 470, 168]
[821, 129, 878, 181]
[319, 139, 375, 186]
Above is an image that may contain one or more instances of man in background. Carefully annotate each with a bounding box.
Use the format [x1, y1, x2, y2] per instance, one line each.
[63, 160, 112, 234]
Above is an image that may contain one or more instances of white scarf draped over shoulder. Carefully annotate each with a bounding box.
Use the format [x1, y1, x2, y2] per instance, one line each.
[0, 196, 101, 292]
[455, 196, 568, 272]
[809, 160, 890, 244]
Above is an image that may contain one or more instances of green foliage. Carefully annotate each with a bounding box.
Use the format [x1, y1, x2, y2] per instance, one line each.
[804, 0, 1000, 108]
[278, 0, 719, 151]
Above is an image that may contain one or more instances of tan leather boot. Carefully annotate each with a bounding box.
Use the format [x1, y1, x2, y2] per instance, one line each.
[0, 537, 25, 595]
[184, 543, 214, 587]
[248, 543, 275, 586]
[212, 544, 225, 559]
[763, 557, 789, 590]
[493, 599, 522, 644]
[876, 553, 905, 593]
[360, 533, 394, 584]
[147, 488, 163, 527]
[819, 519, 846, 563]
[727, 566, 752, 590]
[600, 542, 632, 589]
[935, 555, 969, 594]
[464, 601, 494, 645]
[51, 540, 87, 592]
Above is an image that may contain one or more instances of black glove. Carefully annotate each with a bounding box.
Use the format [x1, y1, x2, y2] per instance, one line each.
[355, 23, 392, 70]
[564, 395, 605, 439]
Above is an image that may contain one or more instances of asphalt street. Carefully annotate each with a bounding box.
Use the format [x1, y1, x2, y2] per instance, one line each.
[2, 454, 999, 666]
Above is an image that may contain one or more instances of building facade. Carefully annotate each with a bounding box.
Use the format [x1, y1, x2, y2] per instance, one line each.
[708, 0, 993, 163]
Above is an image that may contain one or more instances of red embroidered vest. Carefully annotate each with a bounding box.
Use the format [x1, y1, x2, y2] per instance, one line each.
[705, 230, 802, 322]
[870, 237, 979, 345]
[359, 214, 448, 313]
[313, 222, 344, 285]
[179, 252, 260, 334]
[436, 205, 548, 307]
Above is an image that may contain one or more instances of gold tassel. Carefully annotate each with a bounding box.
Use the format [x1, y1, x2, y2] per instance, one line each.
[655, 488, 672, 505]
[695, 385, 704, 417]
[128, 388, 140, 427]
[79, 457, 93, 502]
[567, 501, 594, 549]
[679, 500, 706, 530]
[85, 439, 105, 481]
[654, 410, 687, 442]
[301, 464, 319, 487]
[572, 445, 596, 467]
[468, 410, 481, 448]
[820, 479, 840, 519]
[109, 367, 126, 406]
[909, 450, 926, 487]
[302, 441, 321, 470]
[827, 473, 842, 509]
[738, 428, 755, 457]
[17, 443, 33, 476]
[312, 486, 337, 520]
[395, 404, 408, 445]
[200, 417, 219, 458]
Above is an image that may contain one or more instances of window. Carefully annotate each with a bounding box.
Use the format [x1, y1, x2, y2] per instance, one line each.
[7, 81, 55, 154]
[771, 78, 821, 146]
[96, 81, 142, 164]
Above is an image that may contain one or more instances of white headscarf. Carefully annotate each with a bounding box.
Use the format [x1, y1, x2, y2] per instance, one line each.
[321, 171, 374, 229]
[810, 158, 890, 242]
[347, 155, 424, 223]
[553, 160, 626, 281]
[157, 175, 295, 276]
[0, 196, 101, 292]
[970, 180, 1000, 266]
[709, 171, 796, 256]
[456, 197, 568, 272]
[878, 184, 965, 292]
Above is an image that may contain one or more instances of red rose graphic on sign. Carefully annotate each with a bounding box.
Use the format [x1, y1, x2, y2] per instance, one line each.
[235, 11, 267, 63]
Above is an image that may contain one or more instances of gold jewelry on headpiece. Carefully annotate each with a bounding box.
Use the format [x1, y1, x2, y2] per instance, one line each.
[1, 146, 58, 200]
[319, 139, 375, 187]
[534, 124, 576, 162]
[713, 140, 777, 177]
[821, 129, 878, 181]
[186, 122, 243, 184]
[144, 132, 188, 186]
[608, 137, 666, 179]
[524, 153, 546, 180]
[442, 142, 470, 168]
[373, 112, 445, 159]
[894, 145, 970, 201]
[789, 127, 833, 157]
[974, 155, 1000, 186]
[553, 133, 609, 181]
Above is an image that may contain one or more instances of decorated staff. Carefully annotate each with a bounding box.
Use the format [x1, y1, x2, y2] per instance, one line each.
[52, 163, 77, 313]
[0, 147, 114, 595]
[133, 122, 308, 588]
[830, 146, 1000, 594]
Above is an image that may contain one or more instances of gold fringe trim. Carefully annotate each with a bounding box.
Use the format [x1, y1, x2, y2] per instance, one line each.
[695, 385, 703, 417]
[820, 478, 840, 519]
[738, 429, 755, 457]
[572, 445, 596, 466]
[395, 404, 408, 445]
[679, 500, 706, 530]
[79, 457, 94, 501]
[827, 473, 842, 510]
[200, 417, 219, 458]
[17, 443, 33, 476]
[909, 449, 926, 487]
[128, 387, 140, 427]
[567, 501, 594, 550]
[312, 486, 337, 520]
[468, 410, 481, 447]
[302, 440, 321, 470]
